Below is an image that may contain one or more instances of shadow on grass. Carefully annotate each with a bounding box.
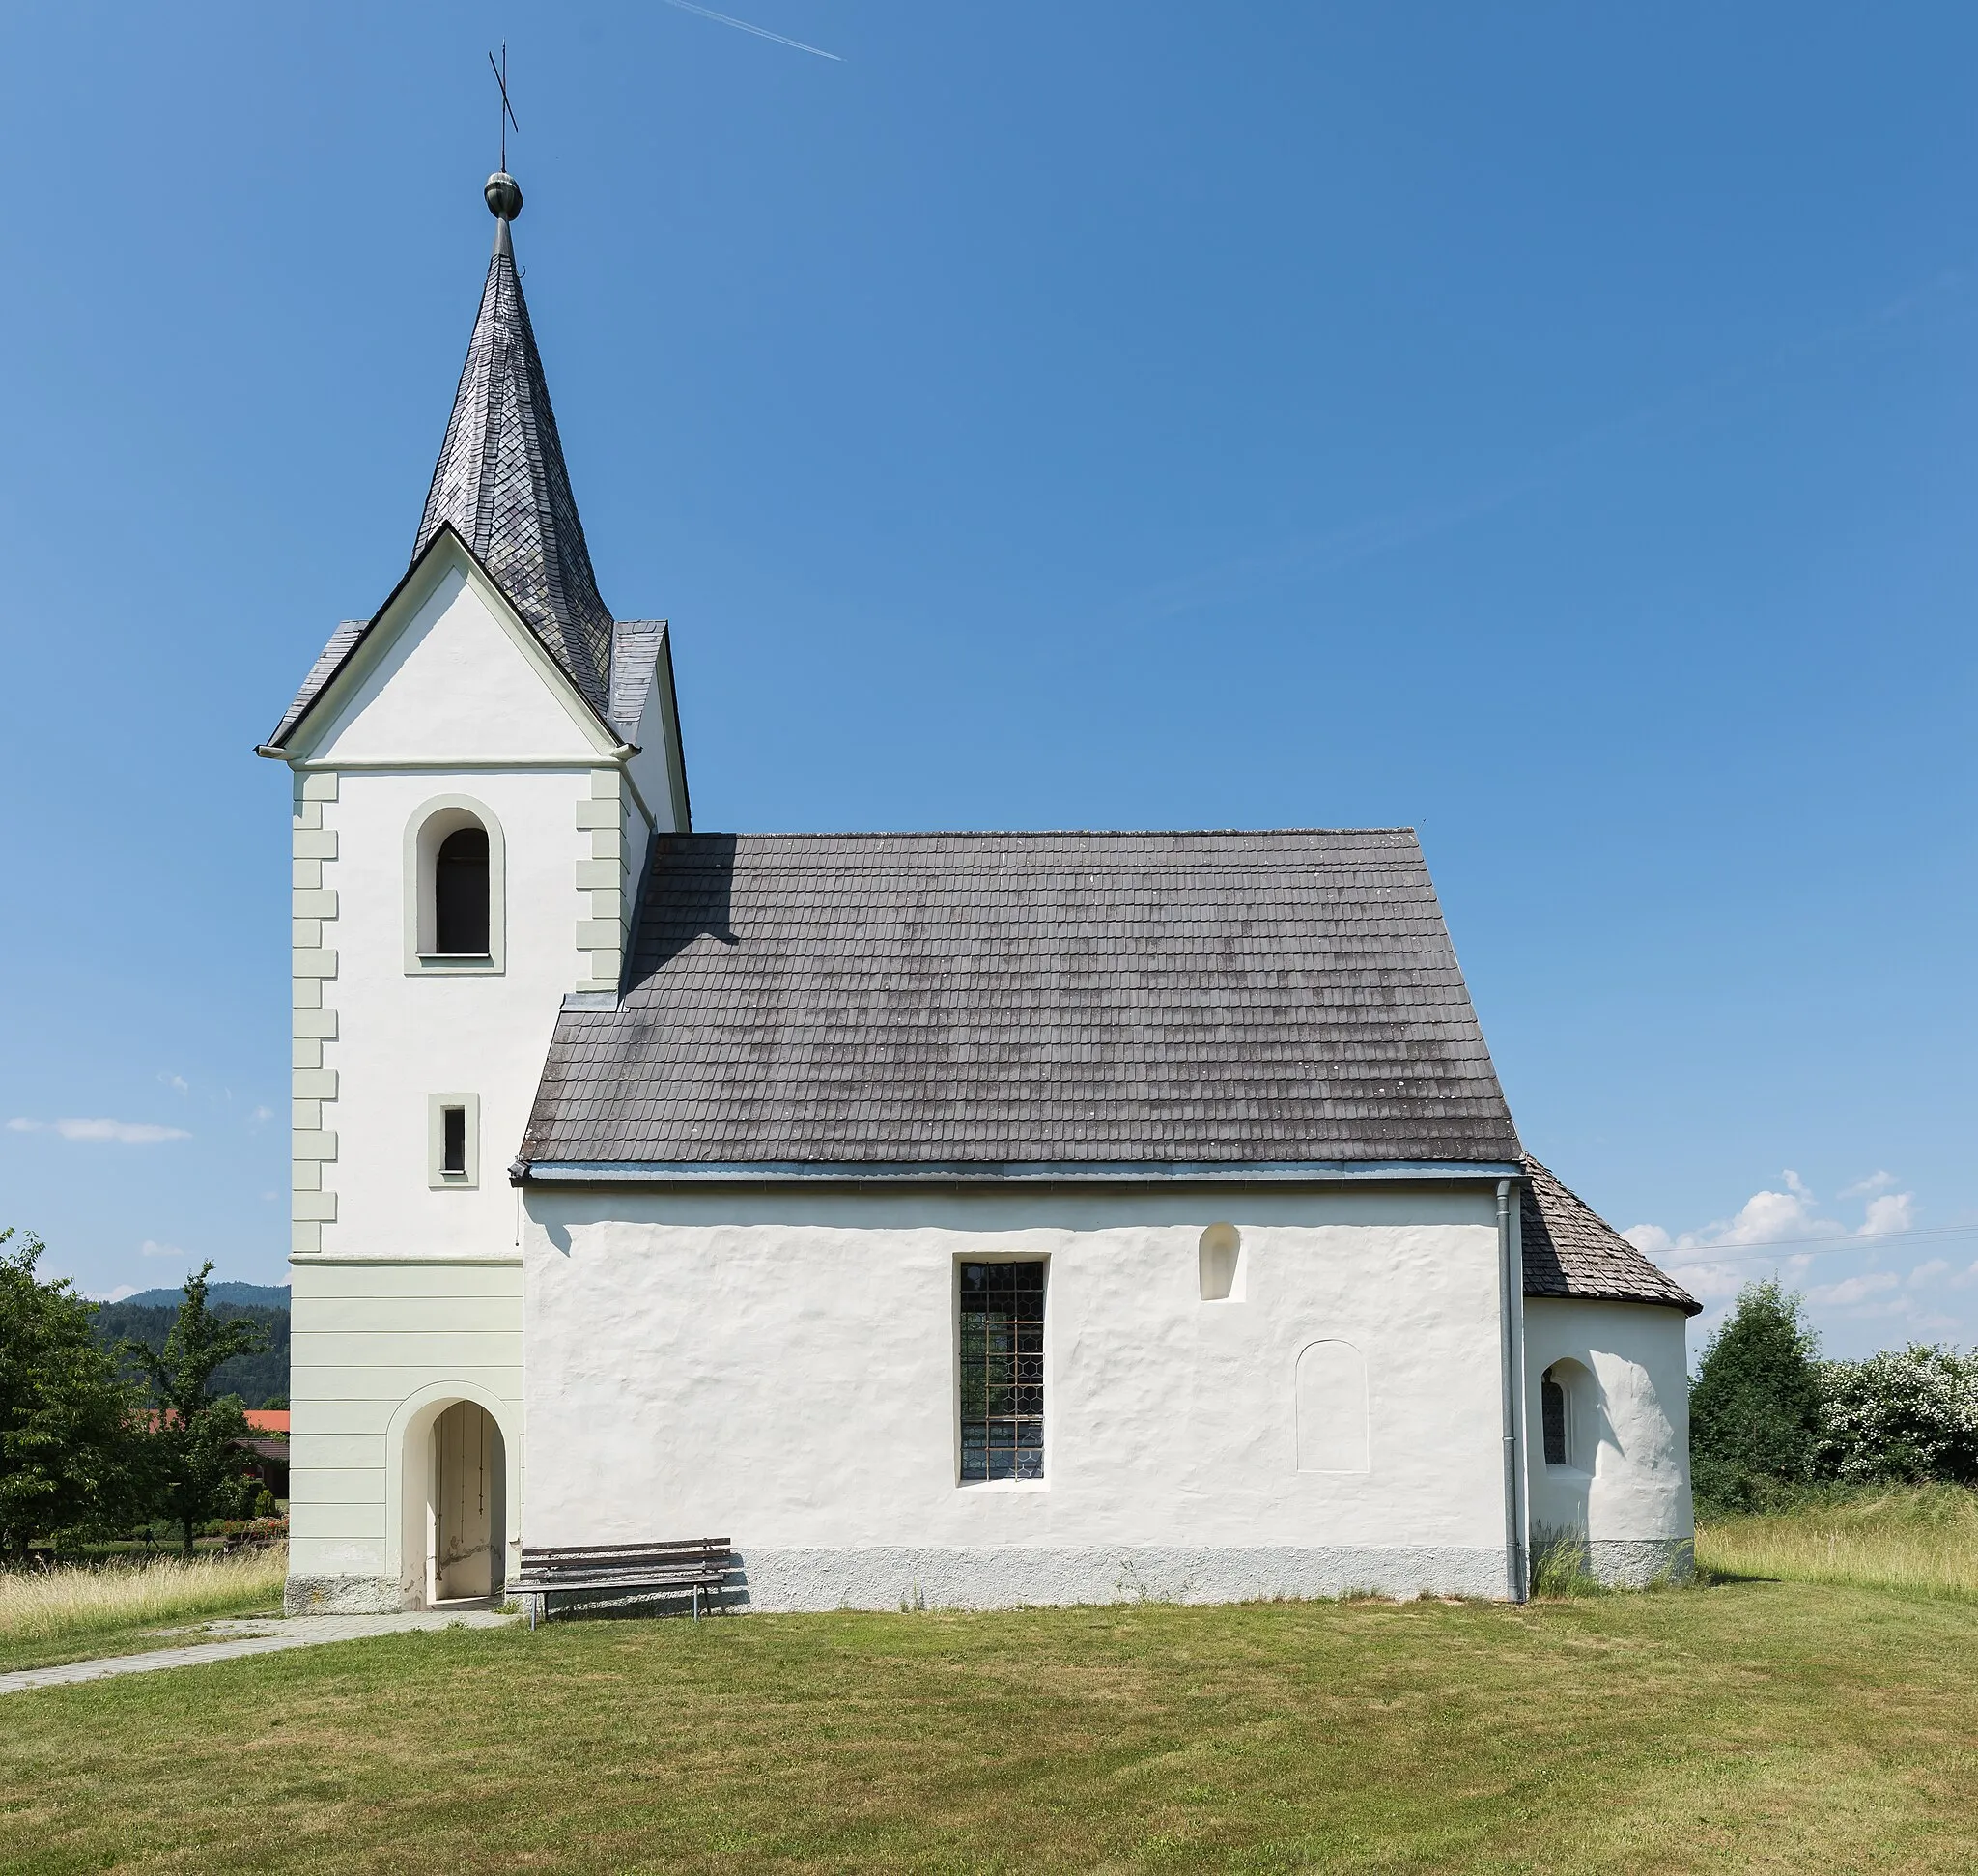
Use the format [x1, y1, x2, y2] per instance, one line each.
[523, 1585, 732, 1626]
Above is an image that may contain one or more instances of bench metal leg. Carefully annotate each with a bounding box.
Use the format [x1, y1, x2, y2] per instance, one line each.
[692, 1584, 700, 1622]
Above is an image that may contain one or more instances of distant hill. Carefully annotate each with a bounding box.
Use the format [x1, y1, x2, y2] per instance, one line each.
[113, 1282, 291, 1311]
[91, 1288, 291, 1409]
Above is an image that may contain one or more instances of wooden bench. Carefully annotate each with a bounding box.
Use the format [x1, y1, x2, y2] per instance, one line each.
[511, 1538, 738, 1628]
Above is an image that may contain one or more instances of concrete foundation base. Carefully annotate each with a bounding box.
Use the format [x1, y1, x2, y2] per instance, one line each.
[283, 1575, 406, 1616]
[325, 1539, 1697, 1622]
[726, 1545, 1517, 1611]
[1586, 1538, 1694, 1587]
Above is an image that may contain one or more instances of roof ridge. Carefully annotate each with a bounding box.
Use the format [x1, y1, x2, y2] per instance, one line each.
[659, 827, 1423, 840]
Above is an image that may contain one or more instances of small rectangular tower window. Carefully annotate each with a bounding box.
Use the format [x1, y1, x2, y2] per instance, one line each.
[427, 1094, 480, 1189]
[959, 1261, 1045, 1482]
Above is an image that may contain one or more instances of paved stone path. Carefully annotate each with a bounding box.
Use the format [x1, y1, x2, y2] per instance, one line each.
[0, 1608, 516, 1697]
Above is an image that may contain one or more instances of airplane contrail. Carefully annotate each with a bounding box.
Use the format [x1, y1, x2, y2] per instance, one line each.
[659, 0, 842, 61]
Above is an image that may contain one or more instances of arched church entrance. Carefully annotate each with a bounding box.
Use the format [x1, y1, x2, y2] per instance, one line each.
[427, 1400, 506, 1603]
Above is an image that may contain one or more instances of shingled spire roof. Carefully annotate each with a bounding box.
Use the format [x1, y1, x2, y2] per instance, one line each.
[412, 175, 614, 712]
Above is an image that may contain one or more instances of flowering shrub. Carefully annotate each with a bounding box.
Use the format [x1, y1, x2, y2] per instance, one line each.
[1814, 1346, 1978, 1486]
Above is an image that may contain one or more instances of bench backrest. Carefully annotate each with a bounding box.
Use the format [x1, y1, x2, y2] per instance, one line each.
[521, 1538, 733, 1573]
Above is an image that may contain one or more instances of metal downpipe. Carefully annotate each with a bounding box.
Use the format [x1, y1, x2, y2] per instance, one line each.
[1498, 1178, 1530, 1602]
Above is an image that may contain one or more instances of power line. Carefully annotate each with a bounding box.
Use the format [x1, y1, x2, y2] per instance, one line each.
[1659, 1223, 1978, 1266]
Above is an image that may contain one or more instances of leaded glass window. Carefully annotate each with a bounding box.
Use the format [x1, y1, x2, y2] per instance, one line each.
[1540, 1373, 1568, 1467]
[959, 1261, 1045, 1481]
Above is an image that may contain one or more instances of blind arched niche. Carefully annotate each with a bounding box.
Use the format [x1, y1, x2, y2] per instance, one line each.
[1295, 1339, 1370, 1473]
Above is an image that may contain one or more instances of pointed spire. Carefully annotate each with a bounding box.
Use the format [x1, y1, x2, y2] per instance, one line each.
[413, 172, 614, 711]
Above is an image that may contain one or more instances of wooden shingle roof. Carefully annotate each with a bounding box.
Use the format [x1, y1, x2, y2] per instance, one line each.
[519, 827, 1524, 1171]
[1520, 1157, 1699, 1314]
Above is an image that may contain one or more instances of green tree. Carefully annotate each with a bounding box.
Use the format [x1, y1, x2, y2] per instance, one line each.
[1689, 1279, 1823, 1511]
[126, 1263, 269, 1554]
[0, 1227, 143, 1558]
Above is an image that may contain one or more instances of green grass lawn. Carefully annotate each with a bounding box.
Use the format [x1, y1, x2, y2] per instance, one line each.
[4, 1578, 1976, 1873]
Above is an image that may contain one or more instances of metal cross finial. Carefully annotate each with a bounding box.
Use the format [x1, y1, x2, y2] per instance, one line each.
[488, 43, 520, 174]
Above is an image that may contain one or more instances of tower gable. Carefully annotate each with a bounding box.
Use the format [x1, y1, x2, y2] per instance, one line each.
[282, 531, 623, 767]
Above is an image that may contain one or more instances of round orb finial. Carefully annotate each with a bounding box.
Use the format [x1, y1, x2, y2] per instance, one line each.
[485, 171, 523, 221]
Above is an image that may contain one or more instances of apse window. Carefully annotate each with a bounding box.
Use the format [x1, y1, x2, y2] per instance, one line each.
[1540, 1360, 1591, 1469]
[1540, 1371, 1568, 1465]
[428, 1094, 480, 1189]
[958, 1261, 1044, 1482]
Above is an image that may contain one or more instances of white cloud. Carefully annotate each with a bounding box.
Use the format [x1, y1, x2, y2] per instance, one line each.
[90, 1284, 141, 1302]
[139, 1238, 183, 1260]
[1662, 1260, 1747, 1300]
[1841, 1170, 1899, 1198]
[1860, 1192, 1915, 1237]
[1807, 1271, 1900, 1308]
[1635, 1179, 1846, 1258]
[10, 1117, 193, 1143]
[249, 1105, 273, 1124]
[158, 1073, 190, 1095]
[1629, 1166, 1920, 1270]
[1711, 1181, 1841, 1246]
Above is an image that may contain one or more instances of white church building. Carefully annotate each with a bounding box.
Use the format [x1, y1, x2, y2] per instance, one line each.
[264, 172, 1698, 1615]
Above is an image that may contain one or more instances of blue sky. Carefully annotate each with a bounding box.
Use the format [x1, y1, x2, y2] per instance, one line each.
[2, 3, 1974, 1357]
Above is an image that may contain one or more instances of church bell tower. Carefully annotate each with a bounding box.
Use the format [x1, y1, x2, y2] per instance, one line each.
[258, 170, 687, 1611]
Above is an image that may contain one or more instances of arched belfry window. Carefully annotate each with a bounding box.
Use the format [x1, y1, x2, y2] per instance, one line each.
[405, 796, 506, 975]
[434, 827, 490, 955]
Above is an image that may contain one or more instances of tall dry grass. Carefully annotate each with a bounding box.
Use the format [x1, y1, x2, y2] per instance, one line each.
[1697, 1484, 1978, 1602]
[0, 1547, 288, 1645]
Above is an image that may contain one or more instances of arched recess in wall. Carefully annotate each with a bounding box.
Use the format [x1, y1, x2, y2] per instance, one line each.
[1199, 1222, 1243, 1301]
[1540, 1357, 1597, 1472]
[383, 1379, 521, 1608]
[403, 793, 507, 974]
[1295, 1339, 1370, 1473]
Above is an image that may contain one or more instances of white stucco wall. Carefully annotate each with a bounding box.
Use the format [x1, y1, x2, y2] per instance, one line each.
[1523, 1296, 1693, 1584]
[521, 1180, 1522, 1607]
[311, 763, 587, 1252]
[307, 565, 602, 767]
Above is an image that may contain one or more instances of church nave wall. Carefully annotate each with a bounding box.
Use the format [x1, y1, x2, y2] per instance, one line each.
[518, 1182, 1522, 1607]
